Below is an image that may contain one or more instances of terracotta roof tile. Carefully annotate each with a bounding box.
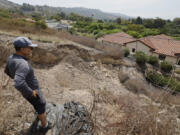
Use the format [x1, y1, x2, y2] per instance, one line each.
[140, 35, 180, 57]
[99, 32, 136, 45]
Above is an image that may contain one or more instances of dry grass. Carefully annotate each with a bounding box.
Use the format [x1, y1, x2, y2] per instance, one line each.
[0, 70, 34, 135]
[124, 78, 148, 95]
[91, 89, 179, 135]
[0, 27, 123, 60]
[0, 44, 14, 66]
[0, 18, 179, 135]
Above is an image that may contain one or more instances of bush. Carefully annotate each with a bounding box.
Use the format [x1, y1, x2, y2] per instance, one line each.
[146, 71, 168, 87]
[69, 27, 76, 34]
[168, 78, 180, 92]
[124, 79, 148, 95]
[148, 55, 159, 66]
[160, 61, 173, 73]
[123, 48, 130, 57]
[35, 20, 47, 29]
[127, 31, 141, 38]
[146, 71, 180, 92]
[135, 51, 148, 65]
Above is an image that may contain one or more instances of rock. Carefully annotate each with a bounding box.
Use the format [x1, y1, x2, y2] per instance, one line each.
[27, 101, 93, 135]
[118, 71, 129, 83]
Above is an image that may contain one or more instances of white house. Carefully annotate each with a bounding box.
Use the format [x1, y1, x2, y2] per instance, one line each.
[98, 33, 180, 64]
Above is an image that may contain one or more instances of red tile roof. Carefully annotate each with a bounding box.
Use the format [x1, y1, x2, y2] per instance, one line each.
[140, 35, 180, 57]
[98, 32, 136, 45]
[99, 33, 180, 57]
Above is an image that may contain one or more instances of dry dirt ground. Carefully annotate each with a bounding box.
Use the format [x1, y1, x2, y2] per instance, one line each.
[0, 34, 180, 135]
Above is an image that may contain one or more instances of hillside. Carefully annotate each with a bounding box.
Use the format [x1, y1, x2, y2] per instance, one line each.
[0, 33, 180, 135]
[0, 1, 179, 134]
[0, 0, 130, 20]
[0, 0, 20, 9]
[55, 7, 130, 20]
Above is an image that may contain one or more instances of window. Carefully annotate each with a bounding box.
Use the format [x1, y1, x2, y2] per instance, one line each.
[132, 48, 136, 53]
[178, 60, 180, 65]
[159, 54, 166, 60]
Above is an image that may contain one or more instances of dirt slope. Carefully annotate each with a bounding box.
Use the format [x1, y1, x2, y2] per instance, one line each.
[0, 34, 180, 135]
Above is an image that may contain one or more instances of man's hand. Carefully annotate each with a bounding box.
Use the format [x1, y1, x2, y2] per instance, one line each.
[32, 90, 38, 98]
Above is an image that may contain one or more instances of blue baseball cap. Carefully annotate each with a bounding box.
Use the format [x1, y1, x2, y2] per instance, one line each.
[13, 37, 38, 48]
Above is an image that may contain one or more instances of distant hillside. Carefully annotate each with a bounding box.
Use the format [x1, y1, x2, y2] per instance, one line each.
[0, 0, 130, 20]
[57, 7, 130, 20]
[0, 0, 20, 9]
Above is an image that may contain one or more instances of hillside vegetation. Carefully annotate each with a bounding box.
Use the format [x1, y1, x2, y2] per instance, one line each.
[0, 0, 129, 20]
[0, 34, 180, 135]
[0, 6, 180, 135]
[0, 8, 55, 35]
[70, 15, 180, 39]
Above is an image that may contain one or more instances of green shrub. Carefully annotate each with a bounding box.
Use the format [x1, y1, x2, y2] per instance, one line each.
[146, 71, 180, 92]
[135, 51, 148, 65]
[35, 20, 47, 29]
[168, 78, 180, 92]
[123, 48, 130, 57]
[148, 55, 159, 66]
[95, 31, 105, 38]
[160, 61, 173, 73]
[69, 27, 76, 34]
[141, 28, 160, 37]
[146, 71, 168, 87]
[127, 31, 141, 38]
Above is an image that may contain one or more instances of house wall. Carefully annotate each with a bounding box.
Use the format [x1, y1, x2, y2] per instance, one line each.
[125, 41, 153, 55]
[152, 53, 178, 64]
[99, 40, 179, 64]
[126, 41, 178, 64]
[166, 56, 178, 64]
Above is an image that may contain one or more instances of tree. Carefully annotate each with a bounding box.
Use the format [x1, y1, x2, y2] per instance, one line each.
[69, 13, 81, 21]
[53, 13, 62, 21]
[60, 12, 66, 19]
[32, 13, 42, 21]
[127, 24, 144, 33]
[154, 18, 166, 28]
[116, 18, 122, 24]
[84, 17, 93, 22]
[136, 16, 143, 24]
[173, 18, 180, 25]
[21, 3, 35, 11]
[97, 20, 103, 23]
[143, 19, 154, 28]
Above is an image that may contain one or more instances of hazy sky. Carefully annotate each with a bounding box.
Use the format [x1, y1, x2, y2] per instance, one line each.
[8, 0, 180, 19]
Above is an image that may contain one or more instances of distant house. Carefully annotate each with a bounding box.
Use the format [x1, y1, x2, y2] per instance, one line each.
[46, 19, 71, 31]
[55, 23, 70, 31]
[124, 35, 180, 64]
[98, 33, 180, 64]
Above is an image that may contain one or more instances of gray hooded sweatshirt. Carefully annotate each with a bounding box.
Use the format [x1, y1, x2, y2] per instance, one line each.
[5, 54, 39, 98]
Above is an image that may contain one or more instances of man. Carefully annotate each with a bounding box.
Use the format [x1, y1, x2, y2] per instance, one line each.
[4, 37, 51, 134]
